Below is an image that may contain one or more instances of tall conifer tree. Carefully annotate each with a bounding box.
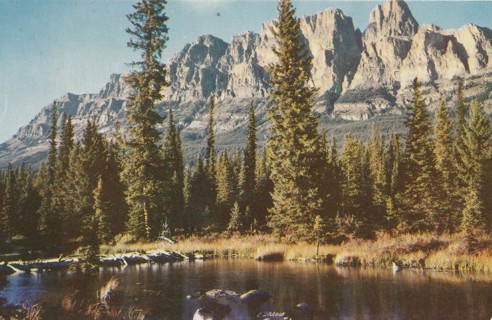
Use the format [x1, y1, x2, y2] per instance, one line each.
[123, 0, 170, 239]
[461, 101, 491, 236]
[205, 96, 218, 224]
[266, 0, 324, 241]
[367, 123, 387, 228]
[433, 96, 459, 232]
[38, 102, 62, 243]
[401, 78, 437, 232]
[385, 133, 401, 230]
[241, 104, 257, 225]
[162, 109, 185, 232]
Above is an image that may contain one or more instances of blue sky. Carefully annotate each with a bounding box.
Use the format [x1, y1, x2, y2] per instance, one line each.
[0, 0, 491, 142]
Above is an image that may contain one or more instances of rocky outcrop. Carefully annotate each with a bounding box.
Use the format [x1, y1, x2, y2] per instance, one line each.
[349, 0, 418, 90]
[1, 0, 491, 168]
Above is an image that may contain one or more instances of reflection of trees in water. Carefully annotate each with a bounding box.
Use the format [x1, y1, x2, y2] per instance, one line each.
[2, 261, 492, 319]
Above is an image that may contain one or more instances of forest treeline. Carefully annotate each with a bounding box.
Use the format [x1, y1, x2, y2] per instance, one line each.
[0, 0, 490, 257]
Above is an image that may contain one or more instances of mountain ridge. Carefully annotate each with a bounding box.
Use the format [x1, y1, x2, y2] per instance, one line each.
[1, 0, 492, 169]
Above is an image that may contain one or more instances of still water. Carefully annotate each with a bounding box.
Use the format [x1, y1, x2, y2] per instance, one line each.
[1, 259, 491, 319]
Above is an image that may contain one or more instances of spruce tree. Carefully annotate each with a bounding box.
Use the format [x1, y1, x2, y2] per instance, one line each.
[123, 0, 169, 239]
[433, 96, 460, 232]
[401, 78, 437, 232]
[93, 177, 111, 244]
[241, 104, 257, 226]
[325, 135, 341, 224]
[253, 149, 273, 229]
[185, 158, 210, 233]
[53, 114, 75, 230]
[266, 0, 324, 241]
[227, 201, 242, 233]
[455, 80, 468, 191]
[17, 168, 41, 244]
[162, 109, 185, 233]
[385, 133, 401, 231]
[0, 165, 16, 241]
[339, 135, 370, 238]
[205, 96, 218, 225]
[367, 123, 387, 228]
[103, 144, 128, 239]
[57, 114, 74, 174]
[461, 101, 491, 236]
[38, 102, 62, 244]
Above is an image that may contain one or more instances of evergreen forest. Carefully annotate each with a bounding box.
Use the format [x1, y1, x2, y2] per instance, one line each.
[0, 0, 490, 258]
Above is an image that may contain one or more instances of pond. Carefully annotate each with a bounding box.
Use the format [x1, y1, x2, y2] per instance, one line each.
[1, 259, 491, 319]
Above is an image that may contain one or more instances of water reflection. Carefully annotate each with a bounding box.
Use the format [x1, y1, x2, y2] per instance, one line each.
[0, 260, 491, 319]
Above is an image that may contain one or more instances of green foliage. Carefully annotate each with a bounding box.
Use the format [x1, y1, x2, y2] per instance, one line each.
[162, 109, 185, 233]
[460, 101, 492, 235]
[241, 104, 257, 229]
[227, 202, 242, 233]
[340, 134, 371, 238]
[367, 123, 387, 228]
[38, 103, 62, 243]
[204, 96, 218, 226]
[185, 158, 210, 233]
[401, 78, 438, 232]
[385, 133, 401, 230]
[266, 0, 325, 241]
[433, 96, 460, 232]
[252, 149, 273, 229]
[123, 0, 170, 239]
[215, 152, 240, 230]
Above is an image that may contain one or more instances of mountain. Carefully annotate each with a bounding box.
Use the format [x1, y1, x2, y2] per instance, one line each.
[1, 0, 491, 169]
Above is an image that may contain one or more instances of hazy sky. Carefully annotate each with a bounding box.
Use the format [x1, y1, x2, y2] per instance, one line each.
[0, 0, 491, 142]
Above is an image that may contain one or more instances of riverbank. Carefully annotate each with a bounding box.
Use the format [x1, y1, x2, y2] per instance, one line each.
[101, 232, 492, 273]
[1, 232, 490, 275]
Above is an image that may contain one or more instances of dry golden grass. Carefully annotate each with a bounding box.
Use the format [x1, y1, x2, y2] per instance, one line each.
[101, 232, 492, 273]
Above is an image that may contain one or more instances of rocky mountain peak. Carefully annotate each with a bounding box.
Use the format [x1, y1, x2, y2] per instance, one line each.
[98, 73, 132, 100]
[367, 0, 418, 38]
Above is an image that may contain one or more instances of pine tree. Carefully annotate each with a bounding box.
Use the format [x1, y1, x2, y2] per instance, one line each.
[216, 152, 233, 229]
[162, 109, 185, 233]
[38, 102, 62, 243]
[461, 101, 491, 236]
[266, 0, 324, 241]
[455, 80, 468, 191]
[227, 201, 242, 233]
[57, 114, 74, 174]
[53, 114, 75, 231]
[47, 102, 58, 185]
[367, 123, 387, 229]
[63, 143, 83, 238]
[93, 177, 111, 244]
[241, 104, 257, 226]
[17, 168, 41, 244]
[385, 133, 401, 230]
[0, 165, 16, 241]
[401, 78, 437, 232]
[325, 135, 341, 225]
[205, 96, 218, 225]
[185, 158, 210, 233]
[253, 149, 273, 229]
[433, 96, 460, 232]
[64, 121, 107, 246]
[103, 144, 128, 239]
[339, 135, 370, 238]
[123, 0, 169, 239]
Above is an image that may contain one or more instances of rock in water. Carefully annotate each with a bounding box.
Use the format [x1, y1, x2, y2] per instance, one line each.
[193, 300, 232, 320]
[240, 289, 271, 306]
[257, 311, 291, 320]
